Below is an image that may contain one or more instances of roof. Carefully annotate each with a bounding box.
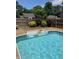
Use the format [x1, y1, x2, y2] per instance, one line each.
[47, 15, 61, 20]
[16, 18, 24, 20]
[23, 13, 35, 17]
[47, 15, 58, 19]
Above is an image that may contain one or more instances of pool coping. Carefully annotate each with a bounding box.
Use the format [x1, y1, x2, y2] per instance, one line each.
[16, 45, 21, 59]
[16, 28, 63, 37]
[16, 28, 63, 59]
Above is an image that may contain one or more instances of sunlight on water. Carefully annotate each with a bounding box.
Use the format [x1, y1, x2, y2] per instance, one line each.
[17, 31, 63, 59]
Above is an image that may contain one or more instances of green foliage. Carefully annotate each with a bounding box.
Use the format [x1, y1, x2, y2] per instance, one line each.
[35, 20, 41, 26]
[33, 5, 43, 18]
[16, 1, 63, 18]
[16, 11, 20, 18]
[44, 2, 53, 15]
[16, 1, 23, 18]
[23, 8, 33, 13]
[44, 2, 63, 18]
[28, 21, 37, 27]
[53, 5, 63, 18]
[16, 1, 33, 18]
[42, 13, 47, 19]
[41, 20, 47, 27]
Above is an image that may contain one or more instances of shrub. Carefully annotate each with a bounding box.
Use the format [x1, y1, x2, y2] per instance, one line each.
[36, 20, 41, 26]
[28, 21, 37, 27]
[41, 20, 47, 27]
[47, 20, 52, 27]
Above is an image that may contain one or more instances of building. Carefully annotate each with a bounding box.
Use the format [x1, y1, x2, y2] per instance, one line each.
[16, 18, 28, 25]
[16, 14, 63, 28]
[47, 15, 58, 20]
[46, 15, 63, 27]
[23, 13, 35, 20]
[16, 13, 35, 25]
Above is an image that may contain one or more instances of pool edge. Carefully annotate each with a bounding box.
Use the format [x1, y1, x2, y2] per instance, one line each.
[16, 29, 63, 59]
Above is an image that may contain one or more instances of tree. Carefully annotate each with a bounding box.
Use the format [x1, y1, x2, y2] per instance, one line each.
[33, 5, 43, 19]
[44, 2, 53, 15]
[16, 1, 24, 18]
[16, 10, 20, 18]
[53, 5, 63, 18]
[16, 1, 33, 18]
[22, 8, 33, 13]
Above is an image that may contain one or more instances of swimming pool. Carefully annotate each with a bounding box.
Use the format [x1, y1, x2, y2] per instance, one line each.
[16, 31, 63, 59]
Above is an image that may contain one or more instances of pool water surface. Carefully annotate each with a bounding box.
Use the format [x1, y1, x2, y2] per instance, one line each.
[16, 31, 63, 59]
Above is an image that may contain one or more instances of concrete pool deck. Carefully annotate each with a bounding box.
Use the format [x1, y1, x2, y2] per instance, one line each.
[16, 27, 63, 59]
[16, 27, 63, 36]
[16, 48, 20, 59]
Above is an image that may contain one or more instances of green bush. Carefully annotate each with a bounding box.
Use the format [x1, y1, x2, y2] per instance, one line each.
[28, 21, 37, 27]
[41, 20, 47, 27]
[36, 20, 41, 26]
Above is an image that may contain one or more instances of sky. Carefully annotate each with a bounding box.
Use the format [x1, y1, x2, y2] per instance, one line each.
[17, 0, 63, 9]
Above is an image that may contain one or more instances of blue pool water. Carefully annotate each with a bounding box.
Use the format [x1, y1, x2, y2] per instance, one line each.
[16, 31, 63, 59]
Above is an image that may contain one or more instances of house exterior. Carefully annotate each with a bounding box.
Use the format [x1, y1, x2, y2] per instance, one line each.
[23, 13, 35, 20]
[46, 15, 63, 27]
[16, 13, 35, 25]
[16, 18, 27, 25]
[47, 15, 58, 20]
[16, 14, 63, 28]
